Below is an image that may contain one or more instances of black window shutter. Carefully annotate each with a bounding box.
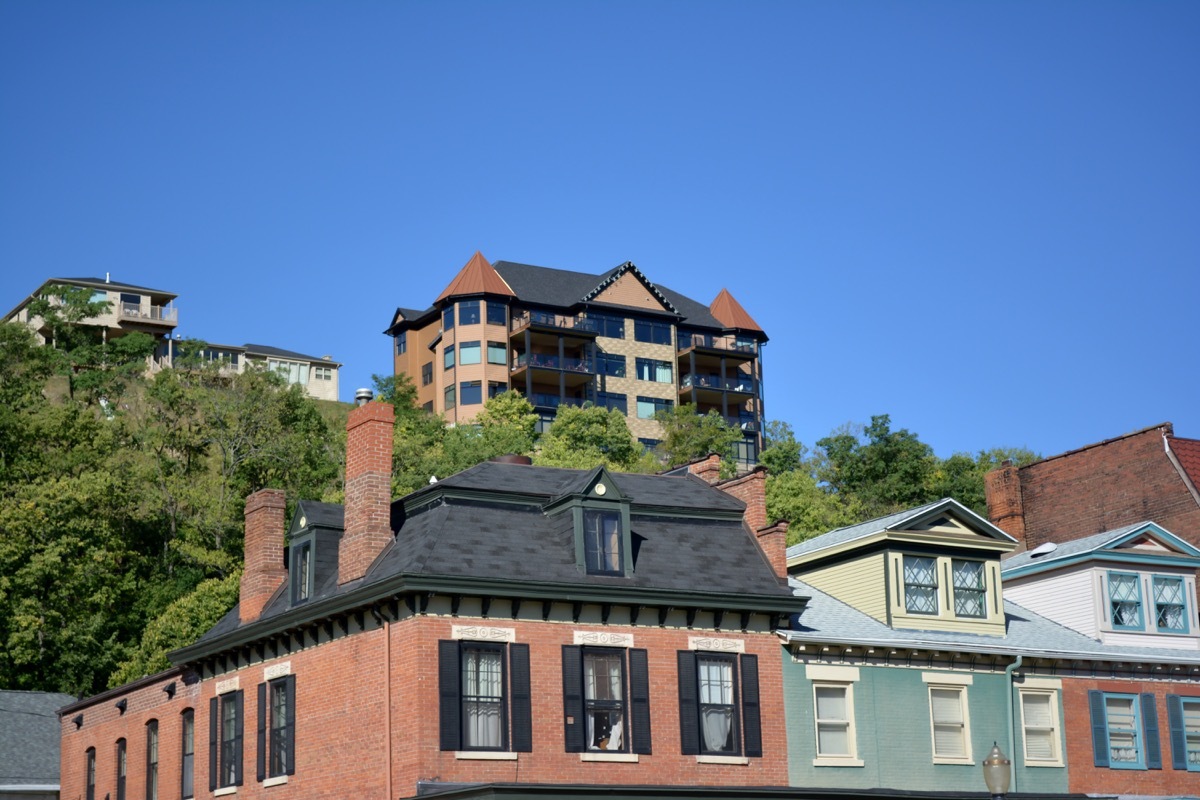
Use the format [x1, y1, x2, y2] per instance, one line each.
[233, 690, 245, 786]
[1088, 690, 1110, 768]
[677, 651, 700, 755]
[562, 646, 585, 752]
[438, 640, 462, 751]
[284, 675, 297, 775]
[256, 683, 266, 781]
[629, 648, 652, 755]
[740, 654, 762, 758]
[1142, 692, 1162, 769]
[1166, 695, 1187, 770]
[510, 644, 533, 752]
[208, 698, 218, 792]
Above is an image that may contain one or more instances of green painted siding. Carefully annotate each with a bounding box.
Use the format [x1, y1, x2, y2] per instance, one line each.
[800, 553, 887, 622]
[782, 653, 1069, 793]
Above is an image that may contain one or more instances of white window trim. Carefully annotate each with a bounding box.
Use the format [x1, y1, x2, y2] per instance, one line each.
[811, 681, 863, 767]
[697, 754, 750, 765]
[456, 751, 518, 761]
[1018, 688, 1064, 767]
[214, 787, 237, 797]
[927, 683, 974, 765]
[579, 752, 639, 762]
[262, 775, 288, 787]
[892, 553, 1002, 624]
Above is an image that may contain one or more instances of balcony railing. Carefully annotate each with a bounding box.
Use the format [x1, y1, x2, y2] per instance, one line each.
[678, 332, 756, 354]
[512, 352, 594, 374]
[680, 373, 758, 393]
[511, 310, 601, 334]
[120, 302, 177, 323]
[526, 393, 586, 410]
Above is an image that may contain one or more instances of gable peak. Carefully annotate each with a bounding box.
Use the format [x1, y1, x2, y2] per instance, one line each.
[583, 262, 678, 314]
[435, 251, 516, 303]
[709, 288, 763, 333]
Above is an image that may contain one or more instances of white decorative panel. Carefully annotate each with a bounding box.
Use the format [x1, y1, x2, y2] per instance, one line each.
[573, 631, 633, 647]
[215, 676, 240, 695]
[263, 661, 292, 680]
[452, 625, 516, 643]
[688, 636, 745, 653]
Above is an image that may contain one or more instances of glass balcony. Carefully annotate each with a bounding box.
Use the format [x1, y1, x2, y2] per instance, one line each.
[680, 373, 757, 393]
[512, 352, 594, 374]
[678, 332, 757, 354]
[510, 310, 601, 334]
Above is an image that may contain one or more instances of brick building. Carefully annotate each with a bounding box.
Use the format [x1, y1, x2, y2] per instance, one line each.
[985, 423, 1200, 552]
[58, 398, 804, 800]
[384, 253, 767, 465]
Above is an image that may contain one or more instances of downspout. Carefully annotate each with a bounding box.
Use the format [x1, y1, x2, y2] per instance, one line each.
[1005, 655, 1022, 793]
[385, 618, 392, 800]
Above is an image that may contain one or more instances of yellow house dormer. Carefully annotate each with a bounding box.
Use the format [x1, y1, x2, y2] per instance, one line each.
[786, 498, 1018, 637]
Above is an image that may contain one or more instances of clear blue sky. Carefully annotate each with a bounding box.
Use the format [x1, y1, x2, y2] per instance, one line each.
[2, 1, 1197, 460]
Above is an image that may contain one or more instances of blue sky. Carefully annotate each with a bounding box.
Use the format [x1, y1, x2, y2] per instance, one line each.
[2, 2, 1197, 459]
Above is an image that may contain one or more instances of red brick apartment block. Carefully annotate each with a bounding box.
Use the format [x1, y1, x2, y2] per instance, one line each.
[986, 422, 1200, 551]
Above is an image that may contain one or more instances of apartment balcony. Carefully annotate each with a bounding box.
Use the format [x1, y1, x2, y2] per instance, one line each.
[676, 332, 757, 363]
[679, 372, 758, 405]
[510, 352, 596, 389]
[509, 310, 600, 344]
[119, 302, 178, 327]
[523, 392, 586, 411]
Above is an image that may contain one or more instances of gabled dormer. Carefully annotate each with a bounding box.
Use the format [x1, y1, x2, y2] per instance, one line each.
[543, 466, 635, 577]
[1001, 521, 1200, 649]
[285, 501, 344, 607]
[786, 498, 1018, 636]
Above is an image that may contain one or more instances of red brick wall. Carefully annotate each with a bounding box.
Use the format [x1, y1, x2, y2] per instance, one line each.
[717, 469, 768, 533]
[240, 489, 287, 624]
[341, 401, 395, 584]
[1062, 676, 1200, 796]
[61, 614, 788, 800]
[987, 425, 1200, 550]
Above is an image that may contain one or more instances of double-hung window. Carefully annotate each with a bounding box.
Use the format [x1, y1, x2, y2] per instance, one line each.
[439, 638, 532, 753]
[951, 560, 986, 618]
[291, 541, 312, 605]
[421, 362, 433, 386]
[1018, 688, 1062, 765]
[814, 684, 855, 761]
[563, 646, 651, 755]
[583, 510, 622, 575]
[1088, 691, 1161, 769]
[257, 675, 296, 781]
[923, 675, 973, 764]
[678, 650, 761, 759]
[209, 689, 244, 791]
[903, 556, 938, 614]
[1166, 695, 1200, 770]
[1108, 572, 1144, 630]
[1153, 576, 1188, 633]
[181, 709, 194, 799]
[146, 720, 159, 800]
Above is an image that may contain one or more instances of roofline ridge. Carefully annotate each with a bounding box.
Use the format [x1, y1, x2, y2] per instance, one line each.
[1016, 422, 1174, 471]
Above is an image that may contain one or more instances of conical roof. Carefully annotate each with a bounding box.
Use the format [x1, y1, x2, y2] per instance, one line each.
[435, 251, 517, 303]
[709, 288, 763, 332]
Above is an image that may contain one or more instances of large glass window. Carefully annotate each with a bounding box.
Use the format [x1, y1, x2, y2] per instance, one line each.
[459, 341, 481, 365]
[444, 346, 455, 370]
[698, 655, 738, 754]
[929, 686, 970, 761]
[634, 319, 672, 345]
[181, 709, 194, 799]
[596, 392, 627, 414]
[1154, 576, 1187, 632]
[462, 645, 506, 749]
[460, 381, 482, 406]
[487, 342, 507, 365]
[635, 358, 673, 383]
[486, 302, 506, 327]
[951, 560, 986, 618]
[583, 510, 622, 575]
[636, 396, 672, 420]
[268, 359, 308, 386]
[586, 313, 624, 338]
[814, 684, 855, 759]
[1019, 690, 1060, 765]
[488, 382, 507, 399]
[459, 300, 480, 325]
[1109, 572, 1144, 630]
[584, 650, 627, 751]
[443, 306, 455, 331]
[597, 352, 626, 377]
[904, 556, 938, 614]
[146, 721, 159, 800]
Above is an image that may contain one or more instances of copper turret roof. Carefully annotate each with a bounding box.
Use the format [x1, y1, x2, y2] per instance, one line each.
[435, 251, 517, 303]
[709, 288, 763, 333]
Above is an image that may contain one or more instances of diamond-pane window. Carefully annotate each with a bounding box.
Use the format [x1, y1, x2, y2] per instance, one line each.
[1108, 572, 1144, 630]
[904, 556, 938, 614]
[952, 560, 986, 618]
[1153, 576, 1187, 632]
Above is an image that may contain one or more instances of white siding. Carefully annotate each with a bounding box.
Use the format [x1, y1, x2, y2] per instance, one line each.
[1005, 566, 1098, 638]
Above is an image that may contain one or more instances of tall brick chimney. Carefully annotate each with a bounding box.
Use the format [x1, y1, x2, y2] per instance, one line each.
[716, 467, 768, 532]
[686, 453, 722, 485]
[756, 520, 789, 579]
[340, 400, 395, 585]
[985, 462, 1027, 548]
[240, 488, 287, 624]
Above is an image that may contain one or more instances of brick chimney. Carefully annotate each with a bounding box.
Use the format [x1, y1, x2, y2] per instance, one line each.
[984, 461, 1027, 548]
[240, 488, 287, 624]
[716, 467, 768, 532]
[756, 520, 789, 579]
[687, 453, 722, 485]
[340, 400, 395, 585]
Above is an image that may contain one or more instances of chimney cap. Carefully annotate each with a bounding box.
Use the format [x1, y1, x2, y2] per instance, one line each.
[490, 454, 532, 465]
[354, 388, 374, 407]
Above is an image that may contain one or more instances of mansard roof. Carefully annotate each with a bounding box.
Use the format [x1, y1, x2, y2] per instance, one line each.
[1001, 520, 1200, 578]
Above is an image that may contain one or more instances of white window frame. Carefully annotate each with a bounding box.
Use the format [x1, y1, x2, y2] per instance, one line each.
[1018, 679, 1063, 767]
[806, 664, 863, 767]
[923, 673, 973, 764]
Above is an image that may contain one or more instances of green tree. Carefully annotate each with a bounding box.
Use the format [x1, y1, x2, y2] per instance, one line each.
[816, 414, 936, 517]
[927, 447, 1040, 515]
[535, 404, 642, 471]
[759, 420, 807, 475]
[766, 469, 863, 545]
[653, 403, 743, 470]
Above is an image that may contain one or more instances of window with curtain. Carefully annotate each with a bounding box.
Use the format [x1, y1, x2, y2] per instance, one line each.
[1019, 690, 1060, 764]
[462, 645, 506, 749]
[181, 709, 194, 799]
[584, 651, 626, 751]
[583, 510, 622, 575]
[635, 358, 673, 383]
[814, 684, 854, 758]
[951, 560, 986, 618]
[1153, 576, 1187, 632]
[698, 655, 737, 754]
[929, 686, 969, 760]
[1108, 572, 1144, 630]
[904, 556, 938, 614]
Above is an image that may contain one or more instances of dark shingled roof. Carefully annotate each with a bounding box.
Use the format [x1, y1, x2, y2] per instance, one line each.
[243, 343, 340, 365]
[0, 690, 75, 788]
[296, 499, 344, 529]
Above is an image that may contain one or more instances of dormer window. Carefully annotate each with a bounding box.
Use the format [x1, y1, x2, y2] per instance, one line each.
[291, 540, 313, 605]
[951, 560, 986, 618]
[1108, 571, 1144, 630]
[584, 510, 622, 575]
[1153, 576, 1187, 632]
[903, 556, 938, 614]
[895, 553, 1000, 626]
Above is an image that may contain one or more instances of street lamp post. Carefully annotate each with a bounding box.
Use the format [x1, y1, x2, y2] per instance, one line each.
[982, 741, 1012, 800]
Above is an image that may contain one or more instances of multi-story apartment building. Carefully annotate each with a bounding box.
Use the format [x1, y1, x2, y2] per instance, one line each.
[5, 276, 341, 402]
[385, 253, 768, 463]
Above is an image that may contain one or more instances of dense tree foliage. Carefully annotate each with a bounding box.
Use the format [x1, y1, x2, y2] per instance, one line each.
[652, 403, 743, 473]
